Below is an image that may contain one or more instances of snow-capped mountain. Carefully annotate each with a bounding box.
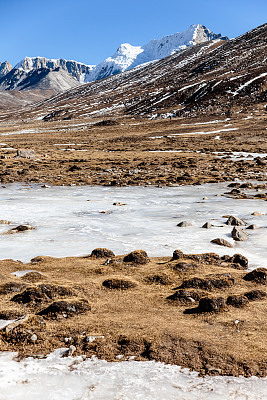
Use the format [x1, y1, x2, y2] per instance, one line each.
[0, 57, 94, 93]
[0, 24, 228, 96]
[15, 57, 95, 83]
[84, 24, 228, 82]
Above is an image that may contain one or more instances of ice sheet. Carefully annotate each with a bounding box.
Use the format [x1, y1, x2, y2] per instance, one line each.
[0, 350, 266, 400]
[0, 183, 266, 268]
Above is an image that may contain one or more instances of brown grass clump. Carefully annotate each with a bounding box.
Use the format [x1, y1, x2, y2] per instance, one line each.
[243, 268, 267, 284]
[102, 278, 138, 290]
[123, 250, 150, 264]
[90, 248, 115, 259]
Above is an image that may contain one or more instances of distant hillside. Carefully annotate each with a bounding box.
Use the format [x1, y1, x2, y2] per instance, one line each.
[24, 23, 265, 120]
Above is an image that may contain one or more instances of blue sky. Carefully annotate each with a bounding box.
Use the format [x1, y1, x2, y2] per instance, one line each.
[1, 0, 266, 66]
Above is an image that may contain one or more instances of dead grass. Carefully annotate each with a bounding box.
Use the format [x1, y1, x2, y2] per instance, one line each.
[0, 112, 266, 186]
[0, 252, 266, 376]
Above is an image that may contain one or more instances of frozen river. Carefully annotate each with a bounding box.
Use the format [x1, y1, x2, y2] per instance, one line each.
[0, 182, 266, 267]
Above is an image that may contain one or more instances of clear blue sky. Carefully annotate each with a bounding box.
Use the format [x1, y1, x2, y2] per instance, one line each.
[1, 0, 266, 66]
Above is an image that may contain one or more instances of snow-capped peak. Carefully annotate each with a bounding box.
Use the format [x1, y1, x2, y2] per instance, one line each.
[84, 24, 228, 82]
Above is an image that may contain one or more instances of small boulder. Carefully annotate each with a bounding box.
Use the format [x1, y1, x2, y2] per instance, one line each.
[243, 268, 267, 285]
[220, 253, 248, 269]
[123, 250, 150, 264]
[17, 149, 35, 159]
[202, 222, 212, 229]
[231, 227, 249, 241]
[226, 216, 247, 226]
[226, 295, 249, 308]
[102, 278, 137, 290]
[255, 157, 266, 166]
[90, 248, 115, 258]
[246, 224, 259, 230]
[244, 289, 267, 301]
[251, 212, 262, 216]
[2, 225, 35, 235]
[177, 221, 193, 227]
[211, 238, 234, 248]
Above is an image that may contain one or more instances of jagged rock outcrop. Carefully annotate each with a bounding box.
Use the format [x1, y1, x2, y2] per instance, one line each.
[0, 61, 12, 78]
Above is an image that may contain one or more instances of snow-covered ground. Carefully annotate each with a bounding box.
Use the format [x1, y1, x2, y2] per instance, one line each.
[0, 349, 266, 400]
[0, 183, 266, 267]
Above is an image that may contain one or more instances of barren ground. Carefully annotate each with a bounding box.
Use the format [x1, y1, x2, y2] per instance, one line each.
[0, 109, 266, 187]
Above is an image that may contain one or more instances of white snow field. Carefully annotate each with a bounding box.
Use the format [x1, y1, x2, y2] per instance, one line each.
[0, 349, 266, 400]
[0, 182, 266, 267]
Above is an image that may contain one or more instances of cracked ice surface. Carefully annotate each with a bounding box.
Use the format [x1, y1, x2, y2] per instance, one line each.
[0, 183, 266, 267]
[0, 350, 266, 400]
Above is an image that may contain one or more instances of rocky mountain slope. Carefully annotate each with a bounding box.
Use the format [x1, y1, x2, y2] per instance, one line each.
[23, 23, 265, 120]
[0, 67, 81, 92]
